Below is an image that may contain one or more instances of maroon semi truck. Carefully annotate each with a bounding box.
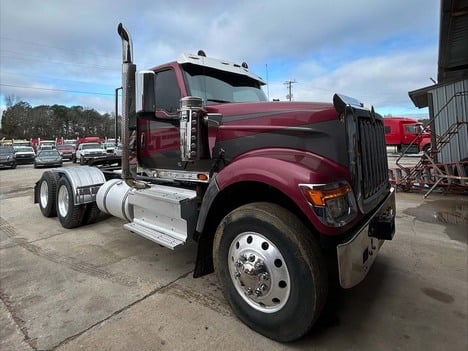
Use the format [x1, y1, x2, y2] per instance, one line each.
[34, 24, 395, 341]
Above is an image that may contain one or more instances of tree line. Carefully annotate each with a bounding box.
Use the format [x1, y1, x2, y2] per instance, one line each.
[1, 98, 119, 140]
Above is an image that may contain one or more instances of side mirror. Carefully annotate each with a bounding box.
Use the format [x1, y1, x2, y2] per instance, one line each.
[136, 70, 156, 114]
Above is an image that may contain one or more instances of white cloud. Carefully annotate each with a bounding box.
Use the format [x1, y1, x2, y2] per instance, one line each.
[0, 0, 440, 118]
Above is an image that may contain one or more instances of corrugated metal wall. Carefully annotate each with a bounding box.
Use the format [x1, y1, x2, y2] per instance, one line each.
[431, 79, 468, 163]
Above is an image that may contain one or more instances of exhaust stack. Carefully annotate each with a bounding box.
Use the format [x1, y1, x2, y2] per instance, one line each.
[117, 23, 146, 189]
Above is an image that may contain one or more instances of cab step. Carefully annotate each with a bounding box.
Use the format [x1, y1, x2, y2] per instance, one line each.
[124, 220, 185, 249]
[123, 184, 198, 249]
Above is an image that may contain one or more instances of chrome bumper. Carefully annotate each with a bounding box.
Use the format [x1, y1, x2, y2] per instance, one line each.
[337, 187, 396, 288]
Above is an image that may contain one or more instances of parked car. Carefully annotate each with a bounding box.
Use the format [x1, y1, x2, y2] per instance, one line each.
[13, 146, 36, 164]
[103, 142, 116, 155]
[113, 144, 123, 157]
[74, 142, 107, 165]
[34, 149, 63, 168]
[56, 144, 76, 161]
[0, 147, 16, 169]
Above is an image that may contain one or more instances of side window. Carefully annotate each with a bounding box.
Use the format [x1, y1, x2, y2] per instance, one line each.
[155, 69, 181, 114]
[384, 126, 390, 134]
[405, 125, 418, 134]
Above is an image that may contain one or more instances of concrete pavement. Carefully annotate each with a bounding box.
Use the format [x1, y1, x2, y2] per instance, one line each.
[1, 165, 467, 351]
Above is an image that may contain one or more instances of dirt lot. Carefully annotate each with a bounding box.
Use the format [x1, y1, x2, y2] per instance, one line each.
[1, 163, 467, 351]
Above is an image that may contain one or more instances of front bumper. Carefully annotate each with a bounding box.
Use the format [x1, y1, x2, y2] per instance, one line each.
[337, 187, 396, 288]
[0, 161, 15, 168]
[15, 156, 35, 164]
[83, 155, 107, 161]
[60, 153, 73, 160]
[35, 161, 62, 167]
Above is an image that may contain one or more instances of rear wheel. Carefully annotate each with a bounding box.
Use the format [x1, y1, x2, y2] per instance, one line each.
[213, 202, 327, 342]
[81, 202, 101, 225]
[57, 177, 85, 229]
[37, 171, 60, 217]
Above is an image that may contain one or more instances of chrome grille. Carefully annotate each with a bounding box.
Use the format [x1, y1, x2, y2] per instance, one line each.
[358, 118, 388, 200]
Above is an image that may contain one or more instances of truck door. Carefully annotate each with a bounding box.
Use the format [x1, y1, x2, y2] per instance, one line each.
[137, 69, 211, 173]
[138, 69, 181, 170]
[403, 124, 419, 144]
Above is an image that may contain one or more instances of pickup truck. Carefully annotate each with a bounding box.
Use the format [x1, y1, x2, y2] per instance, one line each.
[73, 142, 107, 165]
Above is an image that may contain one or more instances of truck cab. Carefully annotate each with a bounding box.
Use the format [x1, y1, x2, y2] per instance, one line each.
[384, 117, 431, 153]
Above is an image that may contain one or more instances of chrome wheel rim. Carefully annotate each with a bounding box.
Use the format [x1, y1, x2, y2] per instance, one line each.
[40, 181, 49, 208]
[57, 185, 69, 218]
[228, 232, 290, 313]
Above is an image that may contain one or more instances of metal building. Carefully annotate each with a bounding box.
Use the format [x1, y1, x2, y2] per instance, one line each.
[409, 0, 468, 164]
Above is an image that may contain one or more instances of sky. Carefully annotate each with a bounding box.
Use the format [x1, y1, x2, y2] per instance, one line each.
[0, 0, 440, 121]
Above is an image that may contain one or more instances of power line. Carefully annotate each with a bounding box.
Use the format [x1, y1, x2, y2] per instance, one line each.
[0, 53, 116, 70]
[0, 71, 116, 88]
[284, 80, 297, 101]
[0, 83, 115, 96]
[0, 36, 114, 60]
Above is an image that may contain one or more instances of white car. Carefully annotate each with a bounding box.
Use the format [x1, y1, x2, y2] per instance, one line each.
[74, 143, 107, 165]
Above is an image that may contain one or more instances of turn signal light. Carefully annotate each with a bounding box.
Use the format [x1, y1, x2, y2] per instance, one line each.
[303, 184, 351, 207]
[197, 174, 209, 181]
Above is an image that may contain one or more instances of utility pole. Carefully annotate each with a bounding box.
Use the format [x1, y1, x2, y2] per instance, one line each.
[284, 80, 297, 101]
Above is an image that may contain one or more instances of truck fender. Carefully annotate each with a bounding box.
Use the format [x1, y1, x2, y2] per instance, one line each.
[51, 166, 106, 205]
[193, 150, 349, 278]
[196, 148, 349, 236]
[420, 140, 431, 152]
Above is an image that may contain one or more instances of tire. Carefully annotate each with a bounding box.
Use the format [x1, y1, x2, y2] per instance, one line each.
[213, 202, 327, 342]
[56, 177, 85, 229]
[11, 162, 16, 169]
[37, 171, 60, 217]
[79, 155, 85, 165]
[81, 202, 101, 225]
[72, 154, 76, 163]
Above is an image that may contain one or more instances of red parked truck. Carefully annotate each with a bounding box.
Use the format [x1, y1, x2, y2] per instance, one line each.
[384, 117, 431, 153]
[34, 24, 396, 342]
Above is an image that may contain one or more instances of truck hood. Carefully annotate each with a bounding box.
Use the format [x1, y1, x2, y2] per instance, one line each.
[204, 101, 337, 126]
[15, 151, 35, 156]
[203, 101, 347, 167]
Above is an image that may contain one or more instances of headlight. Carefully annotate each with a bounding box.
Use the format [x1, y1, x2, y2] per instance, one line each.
[300, 181, 357, 227]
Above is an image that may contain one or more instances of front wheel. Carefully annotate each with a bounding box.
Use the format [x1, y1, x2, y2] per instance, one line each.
[57, 177, 85, 229]
[213, 202, 327, 342]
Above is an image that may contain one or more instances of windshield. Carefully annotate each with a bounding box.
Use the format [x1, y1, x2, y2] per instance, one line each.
[82, 143, 102, 150]
[39, 150, 59, 157]
[56, 145, 73, 150]
[0, 148, 13, 154]
[15, 147, 34, 152]
[182, 63, 267, 104]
